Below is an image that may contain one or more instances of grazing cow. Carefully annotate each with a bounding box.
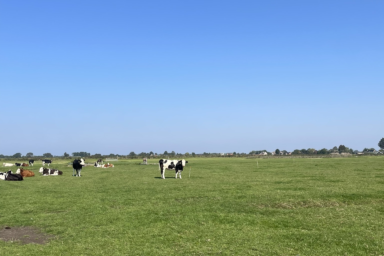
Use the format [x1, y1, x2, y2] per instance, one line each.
[159, 159, 188, 179]
[3, 170, 23, 181]
[72, 159, 85, 177]
[15, 163, 21, 166]
[39, 167, 63, 176]
[101, 163, 114, 168]
[16, 168, 35, 177]
[21, 163, 29, 167]
[143, 158, 147, 164]
[29, 159, 35, 166]
[42, 159, 52, 166]
[2, 163, 14, 167]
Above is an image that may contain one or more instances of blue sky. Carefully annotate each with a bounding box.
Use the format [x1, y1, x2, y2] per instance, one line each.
[0, 0, 383, 156]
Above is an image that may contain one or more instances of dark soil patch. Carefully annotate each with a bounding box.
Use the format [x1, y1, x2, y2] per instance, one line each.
[0, 226, 55, 244]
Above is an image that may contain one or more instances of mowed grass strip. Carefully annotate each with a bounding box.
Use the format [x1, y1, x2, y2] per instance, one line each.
[1, 157, 384, 255]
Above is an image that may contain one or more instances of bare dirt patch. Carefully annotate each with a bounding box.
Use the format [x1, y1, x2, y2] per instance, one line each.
[0, 226, 55, 244]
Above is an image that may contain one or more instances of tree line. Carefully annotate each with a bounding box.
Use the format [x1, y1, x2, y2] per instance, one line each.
[2, 138, 383, 159]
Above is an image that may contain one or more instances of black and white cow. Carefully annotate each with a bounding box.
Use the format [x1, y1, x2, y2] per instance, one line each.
[72, 159, 85, 177]
[0, 170, 23, 181]
[97, 159, 103, 165]
[42, 160, 52, 166]
[39, 167, 63, 176]
[15, 163, 21, 167]
[159, 159, 188, 179]
[29, 159, 35, 166]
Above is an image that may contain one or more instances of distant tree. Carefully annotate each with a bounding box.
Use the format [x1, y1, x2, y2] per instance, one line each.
[317, 148, 328, 154]
[185, 152, 190, 157]
[163, 151, 168, 156]
[379, 138, 384, 150]
[149, 151, 154, 156]
[307, 148, 316, 154]
[13, 153, 22, 158]
[43, 153, 53, 158]
[275, 149, 280, 155]
[292, 149, 301, 155]
[93, 153, 102, 158]
[129, 152, 136, 157]
[72, 152, 90, 157]
[300, 149, 308, 154]
[26, 152, 33, 158]
[338, 145, 346, 153]
[170, 151, 176, 157]
[64, 152, 70, 157]
[191, 152, 196, 157]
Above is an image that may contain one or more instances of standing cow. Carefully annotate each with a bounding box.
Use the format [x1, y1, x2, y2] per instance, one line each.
[29, 159, 35, 166]
[42, 160, 52, 166]
[159, 159, 188, 179]
[73, 159, 85, 177]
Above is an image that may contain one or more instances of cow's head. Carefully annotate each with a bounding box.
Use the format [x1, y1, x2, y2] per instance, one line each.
[16, 168, 21, 174]
[80, 159, 85, 166]
[39, 167, 45, 174]
[179, 159, 188, 167]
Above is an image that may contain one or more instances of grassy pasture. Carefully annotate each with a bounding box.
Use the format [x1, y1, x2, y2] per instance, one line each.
[1, 157, 384, 255]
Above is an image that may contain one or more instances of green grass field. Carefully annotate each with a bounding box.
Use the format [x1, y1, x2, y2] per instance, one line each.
[1, 157, 384, 255]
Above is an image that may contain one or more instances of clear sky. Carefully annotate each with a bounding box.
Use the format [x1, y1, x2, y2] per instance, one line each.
[1, 0, 383, 156]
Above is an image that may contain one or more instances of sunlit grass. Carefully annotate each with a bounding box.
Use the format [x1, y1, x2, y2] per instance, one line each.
[1, 157, 384, 255]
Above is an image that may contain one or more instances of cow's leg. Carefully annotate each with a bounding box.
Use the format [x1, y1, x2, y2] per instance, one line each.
[175, 171, 178, 179]
[161, 169, 165, 179]
[78, 170, 81, 177]
[179, 171, 182, 179]
[73, 169, 76, 176]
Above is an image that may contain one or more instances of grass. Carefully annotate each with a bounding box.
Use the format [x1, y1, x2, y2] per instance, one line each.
[1, 157, 384, 255]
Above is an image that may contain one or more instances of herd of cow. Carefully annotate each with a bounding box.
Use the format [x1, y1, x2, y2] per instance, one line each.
[0, 158, 188, 181]
[0, 159, 86, 181]
[2, 159, 52, 167]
